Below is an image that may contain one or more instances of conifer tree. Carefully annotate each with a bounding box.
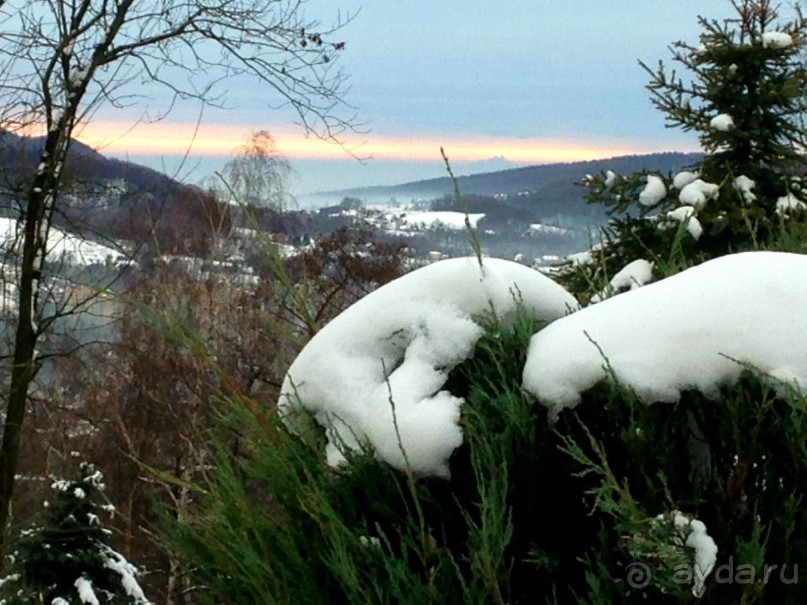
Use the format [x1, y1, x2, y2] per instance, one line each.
[0, 459, 150, 604]
[582, 0, 807, 283]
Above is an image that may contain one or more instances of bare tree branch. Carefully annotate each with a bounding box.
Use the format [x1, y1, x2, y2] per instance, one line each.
[0, 0, 357, 557]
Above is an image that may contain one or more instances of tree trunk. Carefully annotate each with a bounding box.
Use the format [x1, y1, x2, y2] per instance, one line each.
[0, 127, 64, 557]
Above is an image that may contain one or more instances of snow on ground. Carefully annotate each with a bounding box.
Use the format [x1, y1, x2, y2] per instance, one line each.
[279, 257, 577, 477]
[392, 211, 485, 230]
[523, 252, 807, 417]
[529, 223, 569, 235]
[273, 242, 299, 259]
[0, 217, 124, 267]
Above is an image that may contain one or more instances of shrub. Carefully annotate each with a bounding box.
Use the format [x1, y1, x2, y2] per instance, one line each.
[162, 313, 806, 603]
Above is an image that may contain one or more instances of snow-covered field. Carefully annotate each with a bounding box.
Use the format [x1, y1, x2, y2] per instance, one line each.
[529, 223, 569, 235]
[354, 208, 485, 233]
[0, 217, 125, 267]
[397, 211, 484, 230]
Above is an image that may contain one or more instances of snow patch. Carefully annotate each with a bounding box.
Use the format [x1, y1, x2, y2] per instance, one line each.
[734, 175, 757, 204]
[651, 511, 718, 598]
[566, 250, 593, 266]
[102, 545, 151, 603]
[279, 257, 577, 477]
[761, 31, 793, 48]
[609, 259, 654, 292]
[686, 519, 718, 598]
[672, 171, 698, 190]
[639, 175, 666, 206]
[529, 223, 569, 235]
[523, 252, 807, 416]
[592, 259, 654, 303]
[395, 211, 484, 230]
[0, 218, 125, 267]
[679, 179, 719, 208]
[665, 205, 703, 240]
[74, 576, 100, 605]
[710, 113, 734, 131]
[775, 192, 806, 215]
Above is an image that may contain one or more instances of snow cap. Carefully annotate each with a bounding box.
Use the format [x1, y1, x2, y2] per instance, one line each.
[639, 175, 667, 206]
[280, 257, 577, 477]
[523, 252, 807, 417]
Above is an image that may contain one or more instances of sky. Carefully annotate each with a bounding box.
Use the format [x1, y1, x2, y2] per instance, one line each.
[75, 0, 738, 196]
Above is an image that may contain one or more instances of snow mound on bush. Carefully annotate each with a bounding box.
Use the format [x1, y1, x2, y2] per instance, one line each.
[279, 257, 577, 477]
[639, 175, 666, 206]
[523, 252, 807, 416]
[710, 113, 734, 131]
[761, 31, 793, 48]
[666, 205, 703, 239]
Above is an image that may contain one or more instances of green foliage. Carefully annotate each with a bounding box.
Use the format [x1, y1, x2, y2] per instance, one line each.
[564, 373, 806, 604]
[160, 316, 539, 604]
[0, 459, 149, 604]
[161, 313, 807, 604]
[574, 0, 807, 295]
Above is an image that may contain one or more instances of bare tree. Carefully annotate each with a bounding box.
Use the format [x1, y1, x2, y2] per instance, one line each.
[220, 130, 294, 211]
[0, 0, 353, 554]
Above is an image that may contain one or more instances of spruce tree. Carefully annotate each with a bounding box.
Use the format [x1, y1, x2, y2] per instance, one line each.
[581, 0, 807, 287]
[0, 459, 150, 604]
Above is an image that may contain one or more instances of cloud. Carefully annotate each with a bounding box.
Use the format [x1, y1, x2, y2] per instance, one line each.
[75, 119, 691, 166]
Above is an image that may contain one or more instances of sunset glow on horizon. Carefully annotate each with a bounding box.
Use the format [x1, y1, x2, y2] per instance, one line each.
[74, 120, 687, 167]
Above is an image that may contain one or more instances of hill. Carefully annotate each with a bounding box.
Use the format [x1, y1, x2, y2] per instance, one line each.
[0, 129, 192, 197]
[0, 133, 707, 263]
[0, 129, 229, 257]
[302, 151, 705, 218]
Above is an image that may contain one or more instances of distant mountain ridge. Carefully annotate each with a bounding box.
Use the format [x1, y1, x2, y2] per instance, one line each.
[0, 132, 707, 255]
[303, 152, 704, 207]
